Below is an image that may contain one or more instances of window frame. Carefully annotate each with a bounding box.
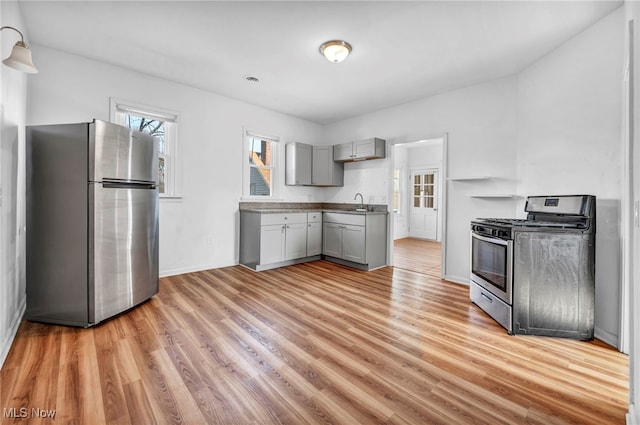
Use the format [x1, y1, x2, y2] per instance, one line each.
[110, 98, 180, 198]
[243, 130, 280, 200]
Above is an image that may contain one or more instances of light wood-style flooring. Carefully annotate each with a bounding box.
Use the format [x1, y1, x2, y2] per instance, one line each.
[1, 261, 628, 424]
[393, 237, 441, 277]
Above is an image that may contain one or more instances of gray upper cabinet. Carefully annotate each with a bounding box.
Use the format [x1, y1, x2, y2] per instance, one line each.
[312, 145, 344, 186]
[285, 142, 312, 185]
[333, 143, 354, 162]
[286, 142, 344, 187]
[333, 138, 386, 162]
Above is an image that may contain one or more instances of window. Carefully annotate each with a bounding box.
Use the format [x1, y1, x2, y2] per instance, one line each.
[244, 131, 279, 198]
[110, 98, 179, 197]
[413, 172, 435, 208]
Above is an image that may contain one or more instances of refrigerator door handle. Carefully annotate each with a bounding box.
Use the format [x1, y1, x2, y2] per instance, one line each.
[102, 181, 157, 190]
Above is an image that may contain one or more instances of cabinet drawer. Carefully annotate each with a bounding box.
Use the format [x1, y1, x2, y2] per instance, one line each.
[261, 212, 307, 225]
[323, 212, 365, 226]
[307, 212, 322, 223]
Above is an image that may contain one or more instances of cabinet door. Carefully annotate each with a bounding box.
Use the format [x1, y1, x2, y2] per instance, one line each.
[312, 146, 331, 185]
[353, 139, 375, 159]
[260, 224, 285, 264]
[285, 142, 312, 185]
[307, 222, 322, 256]
[285, 223, 308, 260]
[353, 138, 385, 160]
[313, 145, 343, 186]
[323, 222, 343, 258]
[333, 142, 353, 161]
[342, 225, 366, 264]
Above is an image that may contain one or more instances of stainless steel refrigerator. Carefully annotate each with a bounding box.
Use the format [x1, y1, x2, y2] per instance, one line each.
[26, 119, 159, 327]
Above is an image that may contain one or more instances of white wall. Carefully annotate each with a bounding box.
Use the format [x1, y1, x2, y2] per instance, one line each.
[0, 1, 28, 368]
[516, 8, 624, 346]
[323, 77, 519, 283]
[26, 45, 324, 277]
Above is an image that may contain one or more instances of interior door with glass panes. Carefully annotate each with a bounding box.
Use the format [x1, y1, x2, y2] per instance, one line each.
[409, 169, 438, 240]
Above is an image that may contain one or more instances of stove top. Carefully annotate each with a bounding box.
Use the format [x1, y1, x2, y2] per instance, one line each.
[471, 195, 595, 237]
[474, 218, 585, 229]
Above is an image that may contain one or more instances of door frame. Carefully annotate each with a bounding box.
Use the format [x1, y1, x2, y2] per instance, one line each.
[387, 134, 448, 279]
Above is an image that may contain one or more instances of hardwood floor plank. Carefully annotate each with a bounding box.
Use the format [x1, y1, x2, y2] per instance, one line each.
[0, 260, 628, 424]
[77, 329, 107, 425]
[122, 379, 158, 425]
[393, 237, 441, 277]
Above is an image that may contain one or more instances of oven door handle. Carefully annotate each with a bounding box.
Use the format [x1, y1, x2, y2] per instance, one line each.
[471, 232, 509, 246]
[480, 292, 494, 303]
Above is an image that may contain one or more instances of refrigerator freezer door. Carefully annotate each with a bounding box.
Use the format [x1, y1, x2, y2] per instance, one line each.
[90, 120, 158, 183]
[90, 183, 159, 324]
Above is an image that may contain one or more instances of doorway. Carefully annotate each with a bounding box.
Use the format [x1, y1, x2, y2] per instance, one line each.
[389, 136, 446, 278]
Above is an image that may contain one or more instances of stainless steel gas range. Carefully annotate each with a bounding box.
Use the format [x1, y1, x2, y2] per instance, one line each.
[470, 195, 596, 340]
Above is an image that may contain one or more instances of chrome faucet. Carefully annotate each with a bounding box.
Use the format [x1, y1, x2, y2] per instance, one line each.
[354, 192, 364, 209]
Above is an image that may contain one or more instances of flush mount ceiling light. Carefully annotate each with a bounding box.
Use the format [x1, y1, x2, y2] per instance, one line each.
[319, 40, 352, 63]
[1, 26, 38, 74]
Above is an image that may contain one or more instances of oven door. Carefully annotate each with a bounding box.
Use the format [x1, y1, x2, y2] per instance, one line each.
[471, 232, 513, 304]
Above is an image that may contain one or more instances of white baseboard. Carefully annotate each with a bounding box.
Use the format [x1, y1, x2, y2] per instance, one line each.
[160, 262, 237, 278]
[443, 274, 470, 286]
[0, 295, 26, 370]
[594, 326, 619, 349]
[628, 403, 639, 425]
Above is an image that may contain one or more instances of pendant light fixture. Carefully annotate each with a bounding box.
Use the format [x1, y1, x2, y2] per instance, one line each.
[1, 26, 38, 74]
[319, 40, 352, 63]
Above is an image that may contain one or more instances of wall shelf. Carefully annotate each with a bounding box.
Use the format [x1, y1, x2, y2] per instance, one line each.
[448, 176, 490, 181]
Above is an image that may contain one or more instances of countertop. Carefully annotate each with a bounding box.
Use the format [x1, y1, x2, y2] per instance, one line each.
[239, 201, 389, 215]
[243, 208, 387, 215]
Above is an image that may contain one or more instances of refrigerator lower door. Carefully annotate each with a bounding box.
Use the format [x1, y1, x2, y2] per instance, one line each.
[89, 182, 159, 324]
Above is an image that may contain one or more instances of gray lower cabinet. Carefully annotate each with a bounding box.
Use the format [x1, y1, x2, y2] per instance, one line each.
[322, 212, 387, 270]
[322, 222, 343, 258]
[240, 211, 322, 271]
[342, 225, 366, 263]
[322, 222, 365, 263]
[306, 212, 322, 256]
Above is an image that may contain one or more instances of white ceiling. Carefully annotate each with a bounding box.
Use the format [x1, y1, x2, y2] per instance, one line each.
[18, 1, 622, 124]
